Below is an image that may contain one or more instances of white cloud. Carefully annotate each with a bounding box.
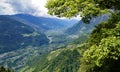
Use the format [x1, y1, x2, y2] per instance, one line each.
[0, 0, 81, 19]
[0, 0, 16, 15]
[31, 0, 48, 16]
[0, 0, 49, 16]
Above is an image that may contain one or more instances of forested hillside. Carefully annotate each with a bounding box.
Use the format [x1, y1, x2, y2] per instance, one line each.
[0, 0, 120, 72]
[20, 44, 87, 72]
[38, 0, 120, 72]
[0, 14, 79, 71]
[11, 14, 78, 32]
[80, 13, 120, 72]
[0, 15, 49, 54]
[65, 15, 108, 35]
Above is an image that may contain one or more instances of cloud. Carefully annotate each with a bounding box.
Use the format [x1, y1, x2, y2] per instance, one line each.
[0, 0, 16, 15]
[0, 0, 48, 16]
[0, 0, 81, 19]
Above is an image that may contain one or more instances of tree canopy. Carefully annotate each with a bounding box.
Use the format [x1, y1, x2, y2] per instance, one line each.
[46, 0, 120, 23]
[0, 66, 13, 72]
[46, 0, 120, 72]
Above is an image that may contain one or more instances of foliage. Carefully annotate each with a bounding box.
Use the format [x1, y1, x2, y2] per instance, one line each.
[46, 0, 120, 72]
[81, 15, 120, 72]
[0, 66, 13, 72]
[23, 45, 84, 72]
[70, 34, 88, 44]
[88, 13, 120, 45]
[46, 0, 111, 23]
[65, 15, 108, 36]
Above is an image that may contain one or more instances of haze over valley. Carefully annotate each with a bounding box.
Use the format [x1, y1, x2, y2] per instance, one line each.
[0, 0, 120, 72]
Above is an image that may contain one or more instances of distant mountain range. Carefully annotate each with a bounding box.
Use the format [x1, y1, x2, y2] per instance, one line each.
[21, 15, 110, 72]
[65, 15, 109, 36]
[0, 13, 109, 71]
[0, 14, 79, 70]
[0, 14, 79, 54]
[0, 15, 49, 54]
[10, 14, 78, 32]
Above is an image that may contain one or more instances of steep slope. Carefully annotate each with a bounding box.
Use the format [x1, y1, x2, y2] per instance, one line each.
[0, 14, 78, 71]
[10, 14, 80, 45]
[65, 15, 109, 36]
[20, 44, 87, 72]
[20, 15, 112, 72]
[11, 14, 78, 32]
[22, 14, 120, 72]
[0, 15, 49, 54]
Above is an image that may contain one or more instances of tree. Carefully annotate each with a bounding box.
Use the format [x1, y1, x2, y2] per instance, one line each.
[0, 66, 14, 72]
[81, 21, 120, 72]
[46, 0, 120, 72]
[46, 0, 120, 23]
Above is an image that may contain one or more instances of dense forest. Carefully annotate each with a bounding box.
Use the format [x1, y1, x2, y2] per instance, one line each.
[44, 0, 120, 72]
[0, 15, 49, 54]
[0, 0, 120, 72]
[0, 66, 13, 72]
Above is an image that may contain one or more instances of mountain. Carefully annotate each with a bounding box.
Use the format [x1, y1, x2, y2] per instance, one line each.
[65, 15, 109, 36]
[0, 14, 78, 70]
[20, 44, 87, 72]
[0, 15, 49, 54]
[0, 14, 79, 70]
[10, 14, 80, 45]
[10, 14, 78, 32]
[19, 15, 110, 72]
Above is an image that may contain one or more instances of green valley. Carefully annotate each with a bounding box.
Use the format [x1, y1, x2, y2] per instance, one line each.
[0, 0, 120, 72]
[0, 15, 49, 54]
[20, 44, 87, 72]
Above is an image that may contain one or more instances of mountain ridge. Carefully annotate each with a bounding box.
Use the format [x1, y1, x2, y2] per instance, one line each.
[0, 15, 49, 54]
[10, 14, 79, 32]
[65, 15, 109, 35]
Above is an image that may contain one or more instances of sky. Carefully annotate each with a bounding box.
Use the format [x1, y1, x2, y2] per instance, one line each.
[0, 0, 81, 19]
[0, 0, 49, 16]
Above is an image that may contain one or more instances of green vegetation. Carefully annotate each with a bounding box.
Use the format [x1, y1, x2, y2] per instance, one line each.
[70, 34, 89, 44]
[22, 44, 88, 72]
[0, 15, 51, 71]
[65, 15, 108, 35]
[46, 0, 110, 23]
[0, 15, 49, 54]
[0, 14, 78, 71]
[12, 14, 78, 32]
[0, 66, 13, 72]
[1, 0, 120, 72]
[46, 0, 120, 72]
[80, 14, 120, 72]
